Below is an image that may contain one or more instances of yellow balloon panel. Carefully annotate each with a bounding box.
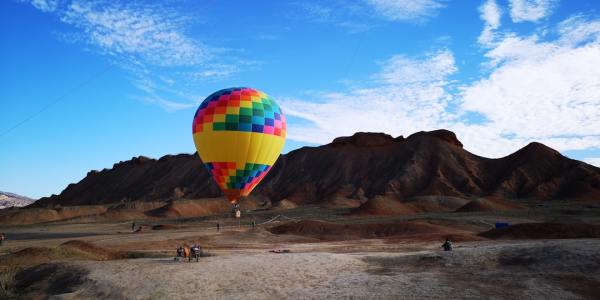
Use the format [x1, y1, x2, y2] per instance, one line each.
[193, 131, 285, 167]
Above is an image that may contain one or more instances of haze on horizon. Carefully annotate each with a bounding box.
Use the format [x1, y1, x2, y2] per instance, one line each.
[1, 0, 600, 199]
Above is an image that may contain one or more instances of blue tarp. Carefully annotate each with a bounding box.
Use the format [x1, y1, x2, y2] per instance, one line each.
[495, 222, 509, 229]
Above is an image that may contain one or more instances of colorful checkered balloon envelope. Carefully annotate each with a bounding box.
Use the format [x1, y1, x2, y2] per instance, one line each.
[192, 87, 287, 203]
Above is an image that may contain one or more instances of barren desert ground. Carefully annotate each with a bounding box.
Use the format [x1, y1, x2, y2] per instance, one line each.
[1, 204, 600, 299]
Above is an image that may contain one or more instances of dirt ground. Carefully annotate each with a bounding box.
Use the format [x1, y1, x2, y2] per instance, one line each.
[10, 239, 600, 300]
[1, 204, 600, 299]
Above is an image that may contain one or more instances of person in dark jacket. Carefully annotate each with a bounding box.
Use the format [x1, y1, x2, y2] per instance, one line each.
[175, 246, 184, 261]
[441, 237, 453, 251]
[190, 244, 201, 262]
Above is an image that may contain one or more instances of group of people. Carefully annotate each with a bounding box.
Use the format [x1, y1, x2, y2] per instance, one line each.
[176, 244, 202, 262]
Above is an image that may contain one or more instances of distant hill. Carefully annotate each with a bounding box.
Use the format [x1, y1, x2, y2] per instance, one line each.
[0, 191, 34, 209]
[30, 129, 600, 209]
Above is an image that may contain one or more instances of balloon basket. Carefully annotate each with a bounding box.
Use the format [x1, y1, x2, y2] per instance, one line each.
[231, 203, 241, 218]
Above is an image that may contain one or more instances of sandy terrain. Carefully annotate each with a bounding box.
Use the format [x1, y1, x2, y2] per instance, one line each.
[22, 239, 600, 299]
[2, 205, 600, 299]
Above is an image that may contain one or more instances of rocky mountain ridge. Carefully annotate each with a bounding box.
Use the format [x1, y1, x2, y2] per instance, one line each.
[30, 129, 600, 208]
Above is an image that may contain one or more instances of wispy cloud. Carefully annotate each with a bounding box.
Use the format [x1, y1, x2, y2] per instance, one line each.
[300, 2, 333, 23]
[377, 50, 456, 85]
[280, 49, 457, 144]
[23, 0, 250, 111]
[509, 0, 558, 23]
[188, 60, 262, 81]
[296, 2, 373, 33]
[557, 15, 600, 45]
[60, 1, 207, 67]
[297, 0, 446, 33]
[191, 66, 240, 80]
[478, 0, 502, 45]
[27, 0, 58, 12]
[138, 95, 197, 112]
[366, 0, 445, 22]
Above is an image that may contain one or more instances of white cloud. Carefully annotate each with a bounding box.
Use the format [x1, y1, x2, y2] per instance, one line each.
[482, 34, 557, 67]
[366, 0, 445, 22]
[557, 15, 600, 46]
[24, 0, 251, 111]
[189, 60, 261, 81]
[298, 0, 446, 31]
[281, 14, 600, 159]
[584, 157, 600, 167]
[140, 96, 197, 112]
[191, 65, 241, 80]
[509, 0, 558, 23]
[481, 0, 502, 28]
[464, 24, 600, 136]
[459, 15, 600, 156]
[60, 1, 207, 67]
[378, 50, 456, 85]
[478, 0, 502, 45]
[27, 0, 58, 12]
[280, 50, 457, 144]
[131, 73, 204, 111]
[297, 2, 373, 33]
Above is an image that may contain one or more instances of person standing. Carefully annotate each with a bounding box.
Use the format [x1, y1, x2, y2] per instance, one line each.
[190, 244, 200, 262]
[131, 222, 135, 231]
[0, 233, 4, 246]
[176, 246, 184, 261]
[183, 246, 190, 261]
[441, 237, 453, 251]
[217, 222, 220, 232]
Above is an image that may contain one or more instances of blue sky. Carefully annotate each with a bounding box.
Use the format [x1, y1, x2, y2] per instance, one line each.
[1, 0, 600, 199]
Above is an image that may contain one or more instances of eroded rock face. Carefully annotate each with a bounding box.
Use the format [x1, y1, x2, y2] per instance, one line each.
[407, 129, 463, 147]
[32, 154, 222, 207]
[30, 129, 600, 208]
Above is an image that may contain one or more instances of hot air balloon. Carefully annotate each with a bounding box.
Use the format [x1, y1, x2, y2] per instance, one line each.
[192, 87, 286, 217]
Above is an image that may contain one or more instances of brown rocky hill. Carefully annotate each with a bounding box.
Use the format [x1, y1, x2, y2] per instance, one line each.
[30, 130, 600, 208]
